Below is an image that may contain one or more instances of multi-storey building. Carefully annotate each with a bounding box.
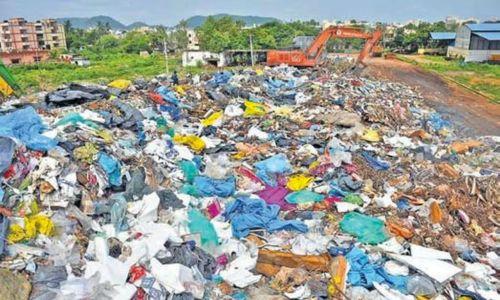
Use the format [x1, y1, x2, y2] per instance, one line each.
[0, 18, 66, 65]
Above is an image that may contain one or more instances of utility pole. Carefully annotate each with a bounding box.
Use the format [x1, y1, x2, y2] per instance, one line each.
[163, 38, 169, 75]
[249, 34, 255, 67]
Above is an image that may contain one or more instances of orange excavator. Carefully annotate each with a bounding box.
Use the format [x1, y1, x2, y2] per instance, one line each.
[266, 26, 383, 68]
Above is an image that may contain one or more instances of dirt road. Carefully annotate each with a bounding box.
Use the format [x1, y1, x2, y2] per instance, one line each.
[364, 57, 500, 137]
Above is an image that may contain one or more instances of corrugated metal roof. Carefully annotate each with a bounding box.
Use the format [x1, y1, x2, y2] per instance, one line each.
[474, 32, 500, 41]
[466, 23, 500, 32]
[430, 32, 456, 40]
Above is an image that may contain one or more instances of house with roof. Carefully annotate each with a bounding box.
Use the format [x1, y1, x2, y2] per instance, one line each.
[447, 23, 500, 62]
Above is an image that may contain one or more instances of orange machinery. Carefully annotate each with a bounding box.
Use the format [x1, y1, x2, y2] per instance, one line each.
[266, 26, 383, 67]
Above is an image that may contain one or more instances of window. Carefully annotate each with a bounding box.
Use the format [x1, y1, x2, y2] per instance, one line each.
[11, 58, 20, 64]
[20, 29, 27, 34]
[52, 36, 58, 41]
[21, 37, 28, 42]
[23, 45, 30, 50]
[3, 34, 10, 39]
[53, 43, 59, 47]
[33, 56, 41, 62]
[35, 26, 42, 31]
[5, 42, 11, 47]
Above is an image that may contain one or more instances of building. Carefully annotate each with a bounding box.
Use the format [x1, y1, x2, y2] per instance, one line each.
[0, 17, 66, 65]
[187, 29, 200, 50]
[420, 32, 457, 55]
[448, 23, 500, 62]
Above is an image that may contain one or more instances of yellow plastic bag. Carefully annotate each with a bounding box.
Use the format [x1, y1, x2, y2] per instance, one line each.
[173, 135, 206, 153]
[175, 85, 187, 96]
[273, 106, 293, 117]
[255, 69, 264, 76]
[286, 174, 314, 191]
[361, 129, 380, 142]
[108, 79, 131, 90]
[201, 111, 223, 127]
[243, 101, 267, 117]
[7, 214, 54, 244]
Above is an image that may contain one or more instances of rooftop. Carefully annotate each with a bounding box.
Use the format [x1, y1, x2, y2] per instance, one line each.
[466, 23, 500, 32]
[473, 31, 500, 41]
[430, 32, 456, 40]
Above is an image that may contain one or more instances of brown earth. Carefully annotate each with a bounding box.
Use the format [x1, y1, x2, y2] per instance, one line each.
[363, 57, 500, 137]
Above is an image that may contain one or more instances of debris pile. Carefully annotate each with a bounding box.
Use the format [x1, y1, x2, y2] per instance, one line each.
[0, 63, 498, 299]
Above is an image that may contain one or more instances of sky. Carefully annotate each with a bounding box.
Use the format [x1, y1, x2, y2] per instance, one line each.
[1, 0, 498, 26]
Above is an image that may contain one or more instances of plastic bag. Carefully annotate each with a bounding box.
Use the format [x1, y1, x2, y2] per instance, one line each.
[188, 209, 218, 248]
[243, 101, 267, 117]
[201, 111, 223, 127]
[173, 135, 206, 153]
[179, 160, 198, 184]
[8, 214, 54, 243]
[285, 190, 325, 204]
[98, 152, 122, 187]
[193, 176, 235, 198]
[361, 129, 381, 142]
[0, 136, 15, 175]
[343, 193, 364, 206]
[286, 174, 314, 191]
[0, 106, 58, 152]
[254, 154, 292, 186]
[73, 143, 99, 163]
[361, 151, 390, 171]
[108, 79, 131, 90]
[340, 212, 389, 245]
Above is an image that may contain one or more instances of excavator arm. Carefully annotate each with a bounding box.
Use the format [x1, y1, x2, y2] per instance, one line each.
[266, 26, 383, 67]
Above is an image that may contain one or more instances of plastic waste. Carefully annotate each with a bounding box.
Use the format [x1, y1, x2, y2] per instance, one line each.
[340, 212, 389, 244]
[0, 106, 58, 151]
[188, 209, 219, 248]
[343, 193, 364, 206]
[97, 152, 122, 187]
[243, 101, 267, 117]
[361, 128, 381, 142]
[361, 151, 390, 171]
[0, 137, 16, 175]
[285, 190, 325, 204]
[254, 154, 293, 186]
[193, 176, 235, 198]
[179, 160, 199, 184]
[286, 174, 314, 191]
[406, 275, 437, 297]
[108, 79, 131, 90]
[173, 134, 206, 153]
[201, 111, 223, 127]
[224, 197, 308, 238]
[156, 86, 180, 105]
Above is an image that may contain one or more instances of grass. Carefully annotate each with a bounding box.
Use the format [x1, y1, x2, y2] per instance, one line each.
[9, 52, 203, 94]
[400, 55, 500, 104]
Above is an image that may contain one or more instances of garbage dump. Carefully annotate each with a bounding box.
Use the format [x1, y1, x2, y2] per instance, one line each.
[0, 61, 498, 300]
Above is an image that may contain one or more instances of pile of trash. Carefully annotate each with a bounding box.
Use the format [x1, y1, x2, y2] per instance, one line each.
[0, 64, 498, 300]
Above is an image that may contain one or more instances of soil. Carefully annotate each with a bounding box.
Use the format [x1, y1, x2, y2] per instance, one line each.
[363, 57, 500, 137]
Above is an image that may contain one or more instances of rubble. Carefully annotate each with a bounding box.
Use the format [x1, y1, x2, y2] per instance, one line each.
[0, 61, 498, 299]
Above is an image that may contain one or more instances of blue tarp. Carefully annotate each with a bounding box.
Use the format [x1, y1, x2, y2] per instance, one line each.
[193, 176, 236, 198]
[223, 197, 308, 238]
[254, 154, 292, 186]
[0, 107, 58, 152]
[0, 137, 15, 175]
[159, 105, 182, 121]
[98, 152, 122, 187]
[208, 71, 232, 87]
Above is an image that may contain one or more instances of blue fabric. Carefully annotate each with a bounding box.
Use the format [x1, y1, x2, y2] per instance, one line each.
[361, 151, 390, 171]
[0, 107, 58, 152]
[193, 176, 235, 198]
[254, 154, 292, 186]
[343, 247, 408, 293]
[98, 152, 122, 187]
[223, 197, 308, 239]
[0, 187, 4, 205]
[159, 105, 182, 121]
[156, 86, 180, 106]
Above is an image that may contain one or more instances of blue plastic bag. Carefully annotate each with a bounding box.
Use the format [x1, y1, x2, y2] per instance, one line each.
[193, 176, 235, 198]
[254, 154, 292, 186]
[285, 190, 325, 204]
[0, 107, 58, 152]
[156, 86, 180, 106]
[159, 105, 182, 121]
[343, 247, 408, 292]
[110, 195, 128, 231]
[223, 197, 308, 238]
[98, 152, 122, 187]
[361, 151, 390, 171]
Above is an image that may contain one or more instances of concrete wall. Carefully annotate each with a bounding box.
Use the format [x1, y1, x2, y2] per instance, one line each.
[182, 51, 225, 67]
[447, 46, 500, 62]
[1, 50, 50, 65]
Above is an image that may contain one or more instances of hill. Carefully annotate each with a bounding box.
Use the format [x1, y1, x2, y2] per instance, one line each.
[56, 16, 150, 30]
[185, 14, 279, 28]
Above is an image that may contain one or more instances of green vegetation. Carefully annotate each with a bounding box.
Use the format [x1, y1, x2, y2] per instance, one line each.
[401, 55, 500, 103]
[386, 21, 456, 52]
[10, 53, 201, 92]
[196, 16, 320, 52]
